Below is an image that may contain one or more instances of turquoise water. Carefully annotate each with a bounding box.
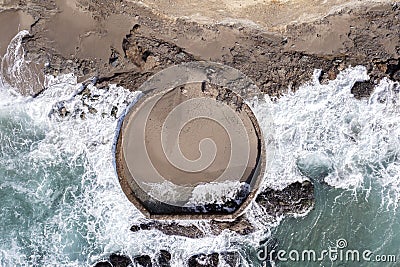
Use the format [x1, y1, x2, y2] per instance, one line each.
[0, 32, 146, 264]
[256, 68, 400, 266]
[271, 183, 400, 266]
[1, 31, 400, 267]
[0, 107, 94, 265]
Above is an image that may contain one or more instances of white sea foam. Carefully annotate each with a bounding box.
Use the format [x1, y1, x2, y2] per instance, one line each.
[1, 33, 251, 266]
[1, 72, 251, 266]
[1, 30, 43, 95]
[252, 66, 400, 209]
[188, 181, 249, 207]
[2, 30, 400, 266]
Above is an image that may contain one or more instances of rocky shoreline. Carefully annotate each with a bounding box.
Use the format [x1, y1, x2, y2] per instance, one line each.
[129, 181, 314, 239]
[91, 181, 313, 266]
[1, 0, 399, 266]
[0, 1, 399, 98]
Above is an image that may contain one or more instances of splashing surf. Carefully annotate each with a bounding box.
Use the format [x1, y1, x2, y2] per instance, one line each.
[258, 67, 400, 266]
[1, 31, 400, 266]
[0, 31, 254, 266]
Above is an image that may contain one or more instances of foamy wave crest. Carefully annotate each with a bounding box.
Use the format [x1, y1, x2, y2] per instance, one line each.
[252, 65, 400, 209]
[2, 30, 400, 267]
[1, 30, 44, 96]
[0, 32, 261, 266]
[1, 73, 254, 265]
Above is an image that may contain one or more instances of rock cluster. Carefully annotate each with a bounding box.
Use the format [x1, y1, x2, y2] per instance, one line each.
[2, 1, 397, 97]
[94, 251, 244, 267]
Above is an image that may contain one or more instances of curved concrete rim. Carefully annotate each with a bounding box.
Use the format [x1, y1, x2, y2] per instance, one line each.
[114, 62, 266, 220]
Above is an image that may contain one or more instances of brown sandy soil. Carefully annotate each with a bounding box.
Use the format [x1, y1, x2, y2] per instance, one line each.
[1, 0, 398, 96]
[137, 0, 392, 31]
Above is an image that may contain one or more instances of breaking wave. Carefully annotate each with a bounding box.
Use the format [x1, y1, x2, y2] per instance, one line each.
[1, 31, 400, 266]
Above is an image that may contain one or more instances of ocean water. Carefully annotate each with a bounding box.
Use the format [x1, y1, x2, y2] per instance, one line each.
[0, 31, 255, 267]
[1, 31, 400, 266]
[257, 68, 400, 266]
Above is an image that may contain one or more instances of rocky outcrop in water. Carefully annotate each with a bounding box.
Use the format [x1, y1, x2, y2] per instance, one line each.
[130, 215, 256, 239]
[134, 255, 152, 267]
[156, 250, 172, 267]
[119, 182, 312, 266]
[256, 181, 314, 217]
[130, 181, 314, 238]
[2, 1, 398, 267]
[94, 254, 132, 267]
[188, 253, 219, 267]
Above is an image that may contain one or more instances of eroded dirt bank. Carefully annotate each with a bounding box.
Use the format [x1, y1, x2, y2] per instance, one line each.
[1, 1, 399, 266]
[0, 0, 399, 97]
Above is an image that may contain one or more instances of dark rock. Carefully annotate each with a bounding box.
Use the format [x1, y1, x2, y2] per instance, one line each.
[156, 250, 171, 267]
[130, 224, 141, 232]
[93, 261, 112, 267]
[209, 216, 255, 235]
[188, 253, 219, 267]
[134, 255, 152, 267]
[109, 48, 120, 67]
[80, 111, 86, 120]
[386, 59, 400, 79]
[219, 251, 242, 266]
[393, 70, 400, 81]
[79, 87, 91, 98]
[130, 181, 314, 238]
[130, 221, 205, 238]
[109, 253, 132, 267]
[318, 68, 339, 84]
[90, 94, 100, 101]
[255, 181, 314, 217]
[111, 106, 118, 118]
[351, 81, 375, 99]
[130, 215, 254, 238]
